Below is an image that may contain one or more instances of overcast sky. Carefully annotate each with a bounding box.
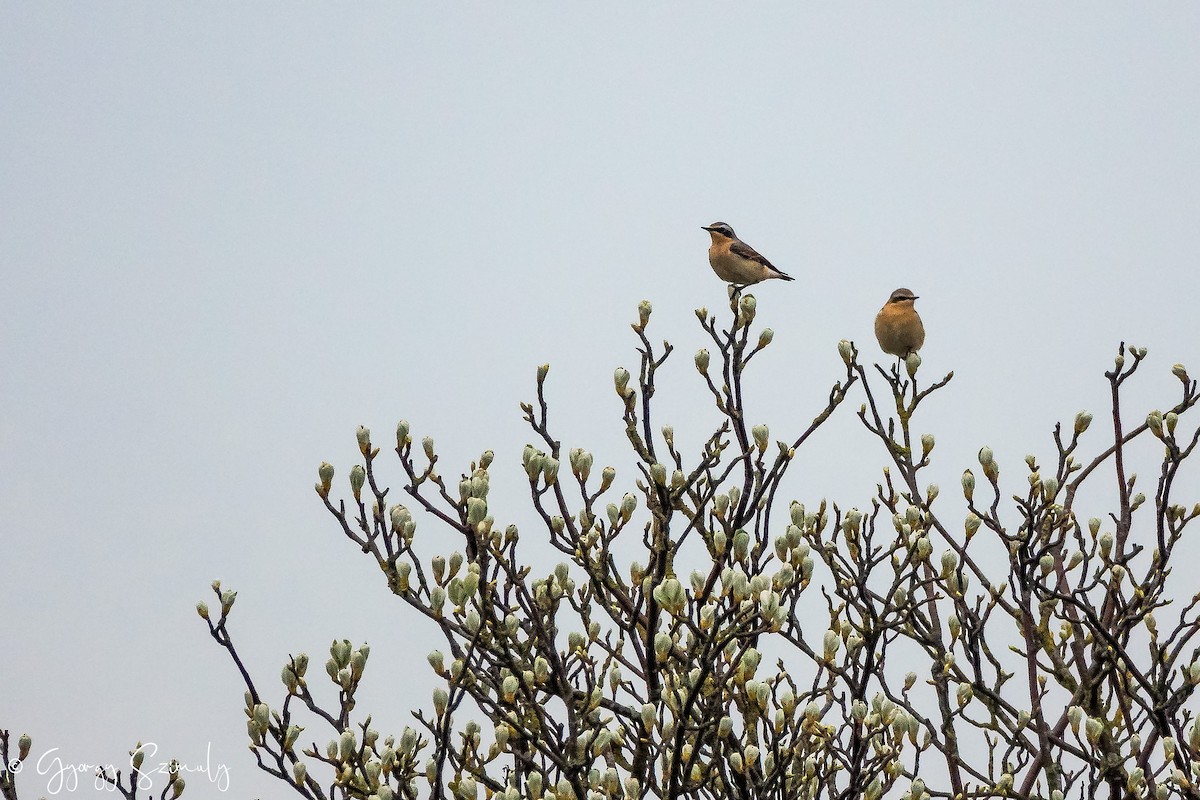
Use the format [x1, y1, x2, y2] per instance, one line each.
[3, 5, 1199, 798]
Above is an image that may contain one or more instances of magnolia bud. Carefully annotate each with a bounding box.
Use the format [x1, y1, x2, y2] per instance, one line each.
[422, 436, 435, 460]
[613, 367, 630, 396]
[537, 363, 549, 383]
[318, 462, 335, 494]
[1067, 705, 1084, 734]
[432, 687, 449, 717]
[1147, 410, 1164, 439]
[823, 630, 840, 662]
[641, 704, 656, 731]
[838, 339, 854, 365]
[635, 300, 653, 329]
[960, 469, 975, 502]
[356, 425, 371, 454]
[920, 433, 935, 459]
[694, 349, 710, 373]
[905, 351, 921, 377]
[196, 601, 209, 620]
[1099, 531, 1113, 560]
[649, 462, 667, 486]
[18, 733, 31, 761]
[621, 493, 637, 521]
[1074, 410, 1093, 434]
[600, 466, 615, 492]
[542, 457, 560, 486]
[1172, 363, 1189, 383]
[752, 424, 769, 452]
[738, 294, 756, 324]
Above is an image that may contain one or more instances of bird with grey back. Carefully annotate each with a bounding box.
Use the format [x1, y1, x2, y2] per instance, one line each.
[874, 288, 925, 357]
[702, 222, 794, 286]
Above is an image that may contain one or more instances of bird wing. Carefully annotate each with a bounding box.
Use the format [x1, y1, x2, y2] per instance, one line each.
[730, 239, 792, 280]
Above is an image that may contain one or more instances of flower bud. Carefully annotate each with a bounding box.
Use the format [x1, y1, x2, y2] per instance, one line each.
[1074, 411, 1093, 434]
[738, 294, 756, 325]
[537, 363, 549, 383]
[196, 601, 209, 620]
[1085, 716, 1104, 744]
[920, 433, 934, 459]
[654, 632, 672, 659]
[1067, 705, 1084, 733]
[637, 300, 652, 329]
[694, 349, 710, 373]
[613, 367, 630, 396]
[1042, 476, 1059, 500]
[1173, 363, 1190, 383]
[620, 493, 637, 522]
[318, 462, 335, 495]
[542, 457, 559, 486]
[349, 464, 365, 499]
[823, 630, 840, 662]
[751, 424, 769, 453]
[422, 436, 435, 460]
[837, 339, 854, 365]
[18, 733, 31, 761]
[653, 577, 686, 615]
[600, 466, 616, 492]
[641, 703, 656, 731]
[1099, 531, 1113, 560]
[356, 425, 371, 455]
[1147, 410, 1164, 439]
[649, 462, 667, 486]
[905, 351, 921, 377]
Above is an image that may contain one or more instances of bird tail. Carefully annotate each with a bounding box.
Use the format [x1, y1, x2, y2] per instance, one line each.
[774, 269, 795, 281]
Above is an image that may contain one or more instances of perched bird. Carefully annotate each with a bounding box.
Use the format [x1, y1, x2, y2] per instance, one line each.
[874, 288, 925, 357]
[702, 222, 794, 285]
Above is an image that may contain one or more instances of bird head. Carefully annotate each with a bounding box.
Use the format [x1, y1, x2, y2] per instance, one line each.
[702, 222, 737, 240]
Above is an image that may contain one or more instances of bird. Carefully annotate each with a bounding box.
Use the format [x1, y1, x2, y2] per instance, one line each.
[702, 222, 794, 285]
[874, 288, 925, 357]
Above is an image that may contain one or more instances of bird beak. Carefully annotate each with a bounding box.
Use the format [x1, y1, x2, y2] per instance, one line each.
[701, 226, 712, 231]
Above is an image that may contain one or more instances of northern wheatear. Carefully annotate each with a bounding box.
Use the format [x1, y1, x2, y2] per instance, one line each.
[874, 288, 925, 357]
[702, 222, 794, 285]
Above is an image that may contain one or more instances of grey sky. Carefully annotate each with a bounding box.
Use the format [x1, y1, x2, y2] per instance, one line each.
[3, 6, 1199, 798]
